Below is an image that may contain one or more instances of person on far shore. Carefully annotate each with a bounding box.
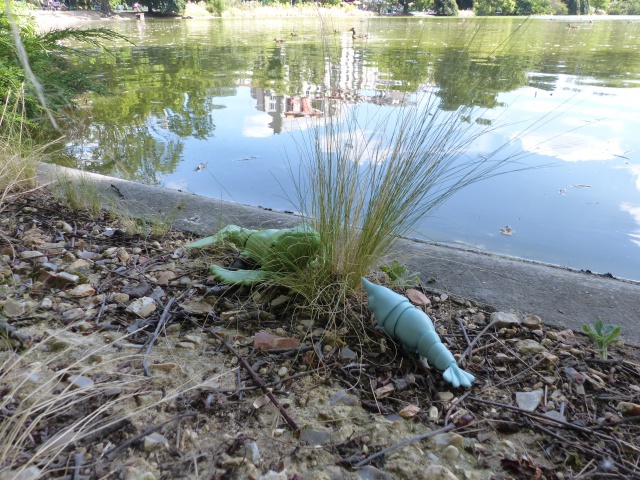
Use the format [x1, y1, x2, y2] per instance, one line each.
[133, 2, 141, 12]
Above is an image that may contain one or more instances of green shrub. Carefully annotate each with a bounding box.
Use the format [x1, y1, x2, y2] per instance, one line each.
[142, 0, 186, 14]
[205, 0, 226, 15]
[550, 0, 569, 13]
[582, 317, 621, 360]
[0, 7, 127, 129]
[607, 0, 640, 13]
[380, 260, 421, 289]
[474, 0, 515, 15]
[590, 0, 608, 12]
[433, 0, 459, 15]
[515, 0, 552, 14]
[565, 0, 589, 14]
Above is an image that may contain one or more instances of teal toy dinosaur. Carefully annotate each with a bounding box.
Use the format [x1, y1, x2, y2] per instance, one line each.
[185, 224, 320, 285]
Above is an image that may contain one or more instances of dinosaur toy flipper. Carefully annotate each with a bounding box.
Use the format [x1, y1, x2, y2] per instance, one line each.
[185, 225, 253, 249]
[185, 235, 218, 249]
[442, 363, 475, 388]
[210, 265, 271, 286]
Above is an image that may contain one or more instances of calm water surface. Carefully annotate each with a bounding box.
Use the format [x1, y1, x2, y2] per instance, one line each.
[60, 17, 640, 280]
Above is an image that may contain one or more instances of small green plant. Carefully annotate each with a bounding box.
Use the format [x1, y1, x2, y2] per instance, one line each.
[582, 317, 621, 360]
[52, 171, 104, 219]
[380, 260, 420, 289]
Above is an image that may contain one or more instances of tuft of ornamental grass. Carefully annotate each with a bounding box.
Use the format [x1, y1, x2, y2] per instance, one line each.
[0, 90, 44, 212]
[285, 92, 530, 308]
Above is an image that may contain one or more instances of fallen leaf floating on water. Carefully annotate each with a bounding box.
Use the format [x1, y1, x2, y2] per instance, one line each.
[572, 184, 591, 188]
[500, 226, 514, 236]
[559, 188, 566, 196]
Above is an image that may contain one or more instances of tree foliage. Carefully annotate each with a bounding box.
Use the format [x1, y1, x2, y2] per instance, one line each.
[0, 8, 126, 129]
[139, 0, 185, 14]
[566, 0, 582, 15]
[608, 0, 640, 13]
[590, 0, 608, 11]
[474, 0, 516, 14]
[515, 0, 553, 13]
[433, 0, 459, 15]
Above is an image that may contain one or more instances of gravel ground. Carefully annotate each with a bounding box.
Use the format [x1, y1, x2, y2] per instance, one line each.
[1, 189, 640, 480]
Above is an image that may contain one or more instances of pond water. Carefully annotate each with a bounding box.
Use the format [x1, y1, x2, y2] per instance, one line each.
[59, 16, 640, 281]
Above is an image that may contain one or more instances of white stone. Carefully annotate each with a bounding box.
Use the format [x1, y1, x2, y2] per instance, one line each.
[68, 375, 94, 389]
[435, 391, 454, 402]
[244, 441, 260, 464]
[110, 292, 130, 303]
[116, 247, 130, 263]
[127, 297, 157, 318]
[257, 471, 288, 480]
[523, 314, 542, 329]
[67, 284, 95, 297]
[41, 297, 53, 310]
[443, 445, 460, 460]
[3, 298, 26, 318]
[182, 334, 201, 345]
[143, 433, 167, 452]
[434, 432, 463, 448]
[515, 389, 543, 412]
[429, 406, 440, 422]
[423, 464, 459, 480]
[68, 259, 92, 273]
[19, 251, 45, 260]
[490, 312, 520, 328]
[516, 339, 547, 354]
[12, 466, 41, 480]
[62, 308, 86, 323]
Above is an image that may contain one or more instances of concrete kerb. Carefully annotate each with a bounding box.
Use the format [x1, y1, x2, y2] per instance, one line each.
[38, 163, 640, 346]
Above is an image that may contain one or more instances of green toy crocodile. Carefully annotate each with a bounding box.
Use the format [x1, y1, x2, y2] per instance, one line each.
[185, 224, 320, 285]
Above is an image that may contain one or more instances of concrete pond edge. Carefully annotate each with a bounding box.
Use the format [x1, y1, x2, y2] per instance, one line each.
[37, 163, 640, 346]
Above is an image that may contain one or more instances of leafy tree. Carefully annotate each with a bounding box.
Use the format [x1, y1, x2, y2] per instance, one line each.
[608, 0, 640, 13]
[590, 0, 608, 11]
[474, 0, 516, 14]
[139, 0, 185, 14]
[205, 0, 226, 16]
[550, 0, 568, 13]
[413, 0, 435, 11]
[0, 7, 125, 128]
[101, 0, 112, 14]
[579, 0, 590, 12]
[515, 0, 552, 13]
[433, 0, 458, 15]
[566, 0, 582, 14]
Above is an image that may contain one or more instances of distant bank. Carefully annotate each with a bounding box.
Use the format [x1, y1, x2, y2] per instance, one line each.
[31, 4, 378, 30]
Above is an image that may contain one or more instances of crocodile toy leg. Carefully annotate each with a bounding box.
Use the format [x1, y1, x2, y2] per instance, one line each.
[210, 265, 272, 286]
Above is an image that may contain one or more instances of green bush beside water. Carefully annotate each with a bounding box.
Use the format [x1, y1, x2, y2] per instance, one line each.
[607, 0, 640, 13]
[0, 5, 125, 131]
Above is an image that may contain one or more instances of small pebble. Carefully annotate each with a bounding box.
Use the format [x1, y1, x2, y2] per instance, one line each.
[443, 445, 460, 460]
